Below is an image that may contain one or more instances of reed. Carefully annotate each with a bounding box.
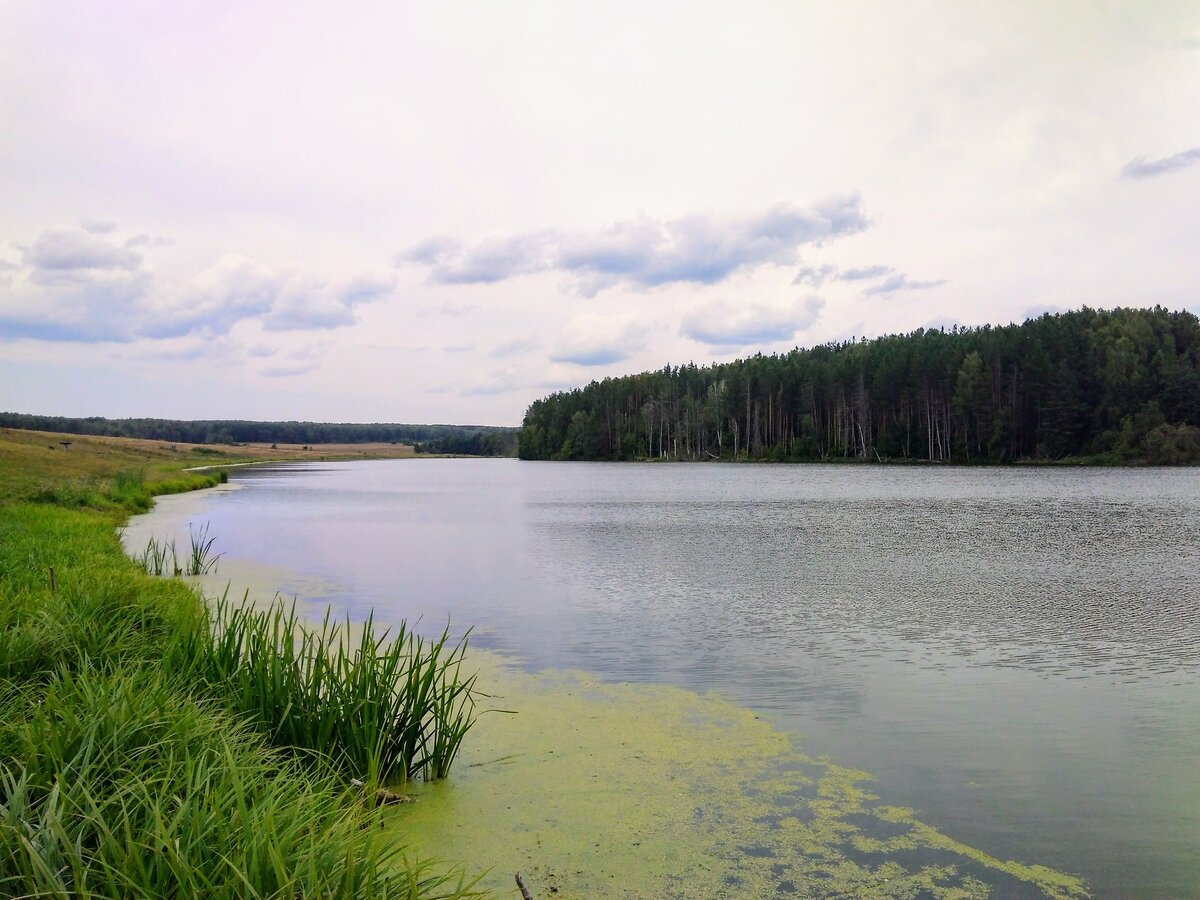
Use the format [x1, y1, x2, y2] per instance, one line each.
[137, 536, 176, 576]
[186, 522, 222, 575]
[178, 596, 479, 784]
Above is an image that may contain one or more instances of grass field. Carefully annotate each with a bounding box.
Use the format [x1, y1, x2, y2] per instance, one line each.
[0, 428, 479, 898]
[0, 427, 417, 505]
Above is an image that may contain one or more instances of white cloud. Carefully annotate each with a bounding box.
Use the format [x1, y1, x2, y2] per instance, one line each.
[461, 369, 527, 395]
[81, 218, 119, 234]
[793, 262, 898, 288]
[1021, 304, 1067, 321]
[261, 360, 319, 377]
[840, 265, 894, 282]
[0, 227, 395, 343]
[862, 274, 948, 297]
[259, 341, 332, 377]
[22, 227, 142, 282]
[398, 197, 869, 296]
[792, 263, 839, 288]
[679, 295, 824, 350]
[550, 313, 648, 366]
[1121, 147, 1200, 179]
[143, 254, 277, 338]
[489, 336, 540, 358]
[418, 300, 477, 318]
[262, 271, 396, 332]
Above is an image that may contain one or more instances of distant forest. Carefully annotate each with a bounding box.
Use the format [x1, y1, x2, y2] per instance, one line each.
[413, 429, 519, 457]
[0, 413, 518, 456]
[519, 306, 1200, 465]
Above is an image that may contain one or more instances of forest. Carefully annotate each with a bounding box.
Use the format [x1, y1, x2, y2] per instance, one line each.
[519, 306, 1200, 465]
[0, 413, 516, 453]
[413, 429, 519, 457]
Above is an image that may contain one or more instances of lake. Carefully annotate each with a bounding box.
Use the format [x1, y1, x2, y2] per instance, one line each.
[129, 459, 1200, 896]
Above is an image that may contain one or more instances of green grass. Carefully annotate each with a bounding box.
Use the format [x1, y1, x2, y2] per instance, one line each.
[1, 458, 482, 897]
[178, 599, 478, 783]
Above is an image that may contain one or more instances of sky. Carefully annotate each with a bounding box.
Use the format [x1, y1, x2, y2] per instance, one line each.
[2, 2, 1199, 427]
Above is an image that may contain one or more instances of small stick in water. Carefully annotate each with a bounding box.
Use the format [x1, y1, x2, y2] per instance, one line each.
[515, 872, 534, 900]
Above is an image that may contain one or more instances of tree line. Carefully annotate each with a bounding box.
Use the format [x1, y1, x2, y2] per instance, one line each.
[519, 306, 1200, 465]
[0, 412, 518, 453]
[413, 430, 519, 457]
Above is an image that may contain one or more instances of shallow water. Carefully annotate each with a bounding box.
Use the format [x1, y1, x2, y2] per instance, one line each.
[131, 460, 1200, 895]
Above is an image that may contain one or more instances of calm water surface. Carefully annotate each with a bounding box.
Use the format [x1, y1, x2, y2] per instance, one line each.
[158, 460, 1200, 895]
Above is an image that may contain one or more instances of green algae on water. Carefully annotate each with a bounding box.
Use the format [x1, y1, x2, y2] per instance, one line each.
[388, 652, 1088, 899]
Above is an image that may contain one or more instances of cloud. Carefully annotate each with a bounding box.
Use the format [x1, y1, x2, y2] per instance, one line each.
[1121, 147, 1200, 179]
[921, 316, 961, 333]
[418, 299, 476, 318]
[125, 233, 173, 249]
[549, 313, 647, 366]
[679, 295, 824, 349]
[840, 264, 894, 281]
[862, 273, 948, 296]
[458, 368, 583, 397]
[1, 225, 395, 343]
[792, 263, 838, 287]
[262, 271, 396, 332]
[398, 196, 869, 295]
[462, 376, 525, 396]
[1022, 304, 1066, 321]
[489, 336, 540, 358]
[258, 341, 331, 377]
[81, 219, 118, 234]
[405, 233, 552, 285]
[129, 335, 241, 363]
[793, 262, 894, 287]
[443, 342, 476, 353]
[0, 253, 152, 342]
[22, 227, 142, 283]
[404, 236, 462, 265]
[261, 361, 319, 377]
[142, 255, 277, 338]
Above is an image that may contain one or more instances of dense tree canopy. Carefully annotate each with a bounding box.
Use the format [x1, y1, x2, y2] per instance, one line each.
[413, 430, 519, 457]
[0, 413, 517, 454]
[519, 307, 1200, 465]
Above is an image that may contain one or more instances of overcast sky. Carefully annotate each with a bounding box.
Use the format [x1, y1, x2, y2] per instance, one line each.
[2, 2, 1199, 426]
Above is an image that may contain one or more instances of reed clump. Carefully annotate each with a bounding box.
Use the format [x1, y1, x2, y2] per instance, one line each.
[135, 524, 223, 577]
[137, 535, 176, 576]
[178, 599, 478, 784]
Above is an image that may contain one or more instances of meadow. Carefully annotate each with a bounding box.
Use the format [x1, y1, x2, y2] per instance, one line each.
[0, 428, 479, 898]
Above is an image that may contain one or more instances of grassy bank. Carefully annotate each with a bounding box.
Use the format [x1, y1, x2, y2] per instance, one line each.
[0, 432, 479, 897]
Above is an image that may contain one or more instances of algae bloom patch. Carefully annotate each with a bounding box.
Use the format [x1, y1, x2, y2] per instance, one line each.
[387, 652, 1087, 898]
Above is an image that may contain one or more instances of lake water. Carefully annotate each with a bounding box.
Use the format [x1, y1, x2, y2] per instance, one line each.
[136, 460, 1200, 896]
